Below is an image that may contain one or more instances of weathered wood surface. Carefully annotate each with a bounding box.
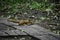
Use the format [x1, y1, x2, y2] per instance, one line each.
[13, 25, 59, 40]
[0, 18, 18, 26]
[0, 23, 14, 30]
[0, 18, 27, 36]
[0, 30, 27, 36]
[0, 18, 59, 40]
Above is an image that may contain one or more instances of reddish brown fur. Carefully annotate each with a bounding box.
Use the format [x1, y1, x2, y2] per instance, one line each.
[19, 20, 33, 25]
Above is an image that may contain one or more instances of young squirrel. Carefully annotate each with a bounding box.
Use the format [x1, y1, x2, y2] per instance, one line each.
[8, 19, 33, 25]
[18, 19, 33, 25]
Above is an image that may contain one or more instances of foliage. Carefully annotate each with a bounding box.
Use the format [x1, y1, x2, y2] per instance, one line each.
[0, 0, 54, 16]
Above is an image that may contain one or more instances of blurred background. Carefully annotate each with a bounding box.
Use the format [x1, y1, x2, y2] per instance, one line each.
[0, 0, 60, 35]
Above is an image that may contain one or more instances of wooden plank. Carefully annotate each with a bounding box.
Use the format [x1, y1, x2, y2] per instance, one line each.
[0, 31, 8, 36]
[0, 18, 59, 40]
[0, 18, 8, 23]
[12, 25, 53, 35]
[25, 25, 60, 39]
[0, 23, 8, 30]
[14, 30, 27, 35]
[0, 23, 14, 30]
[0, 18, 7, 20]
[3, 30, 18, 35]
[0, 19, 58, 40]
[1, 30, 27, 36]
[0, 18, 18, 26]
[35, 35, 58, 40]
[26, 25, 55, 34]
[12, 25, 59, 40]
[3, 21, 18, 26]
